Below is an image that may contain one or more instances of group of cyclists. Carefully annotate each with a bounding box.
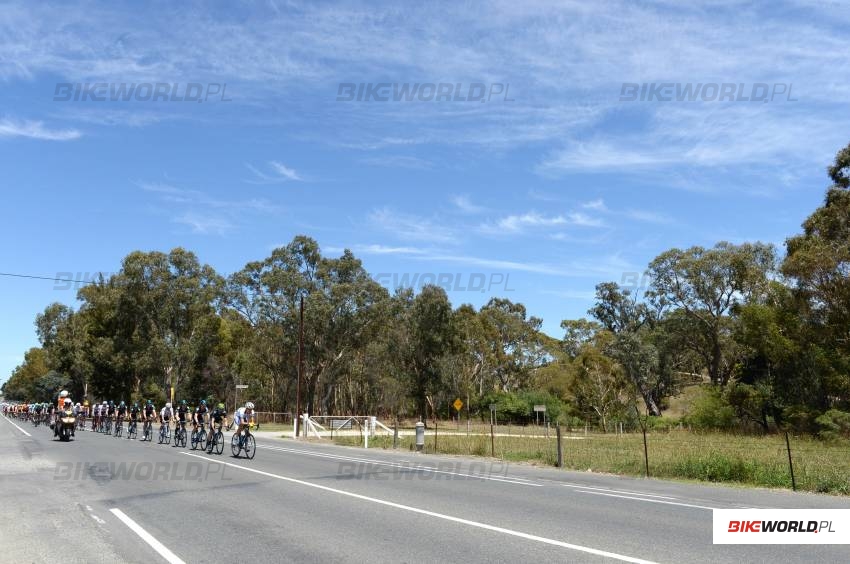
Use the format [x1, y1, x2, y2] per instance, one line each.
[3, 392, 258, 456]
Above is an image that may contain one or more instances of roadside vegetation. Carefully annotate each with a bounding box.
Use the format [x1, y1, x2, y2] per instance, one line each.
[6, 143, 850, 494]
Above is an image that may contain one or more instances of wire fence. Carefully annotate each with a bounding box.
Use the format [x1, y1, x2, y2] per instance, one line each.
[331, 422, 850, 495]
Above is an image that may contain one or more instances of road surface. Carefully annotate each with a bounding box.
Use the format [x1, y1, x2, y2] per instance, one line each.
[2, 415, 848, 563]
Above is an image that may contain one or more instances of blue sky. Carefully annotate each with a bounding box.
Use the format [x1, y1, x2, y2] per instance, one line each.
[2, 1, 849, 385]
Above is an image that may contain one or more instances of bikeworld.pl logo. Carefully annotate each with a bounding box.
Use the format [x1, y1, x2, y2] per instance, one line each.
[336, 82, 513, 102]
[713, 509, 849, 544]
[53, 82, 232, 102]
[619, 82, 797, 103]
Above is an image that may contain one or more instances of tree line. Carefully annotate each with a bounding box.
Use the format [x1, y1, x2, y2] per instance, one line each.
[4, 143, 850, 437]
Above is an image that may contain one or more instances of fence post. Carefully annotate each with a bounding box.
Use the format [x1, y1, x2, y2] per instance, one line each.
[642, 426, 650, 478]
[556, 424, 563, 468]
[490, 421, 495, 458]
[393, 422, 398, 449]
[434, 416, 438, 454]
[785, 430, 796, 491]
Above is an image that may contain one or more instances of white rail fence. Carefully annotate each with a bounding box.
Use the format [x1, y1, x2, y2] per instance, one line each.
[292, 414, 394, 447]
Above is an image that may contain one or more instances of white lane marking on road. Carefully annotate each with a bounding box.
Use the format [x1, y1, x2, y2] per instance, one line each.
[562, 484, 678, 499]
[181, 452, 656, 564]
[109, 508, 186, 564]
[257, 444, 541, 486]
[86, 505, 93, 511]
[91, 514, 106, 524]
[574, 490, 716, 510]
[2, 415, 33, 437]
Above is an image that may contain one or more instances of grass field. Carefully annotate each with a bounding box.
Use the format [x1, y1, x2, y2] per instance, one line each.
[332, 428, 850, 495]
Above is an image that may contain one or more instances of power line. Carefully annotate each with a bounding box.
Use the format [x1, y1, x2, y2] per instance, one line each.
[0, 272, 105, 285]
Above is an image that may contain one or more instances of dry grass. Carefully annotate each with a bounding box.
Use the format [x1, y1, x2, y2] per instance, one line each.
[334, 428, 850, 495]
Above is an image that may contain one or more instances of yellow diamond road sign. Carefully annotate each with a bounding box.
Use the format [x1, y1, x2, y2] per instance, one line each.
[453, 398, 463, 411]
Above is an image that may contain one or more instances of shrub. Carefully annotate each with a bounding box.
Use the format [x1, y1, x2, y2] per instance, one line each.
[816, 409, 850, 441]
[684, 386, 737, 430]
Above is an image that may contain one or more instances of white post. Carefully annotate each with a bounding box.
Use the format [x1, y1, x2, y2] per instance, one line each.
[292, 416, 297, 439]
[364, 418, 369, 449]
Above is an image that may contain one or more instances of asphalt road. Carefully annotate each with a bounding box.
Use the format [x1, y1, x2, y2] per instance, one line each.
[2, 414, 848, 563]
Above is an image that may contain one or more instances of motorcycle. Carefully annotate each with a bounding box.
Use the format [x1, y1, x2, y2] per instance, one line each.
[57, 409, 76, 441]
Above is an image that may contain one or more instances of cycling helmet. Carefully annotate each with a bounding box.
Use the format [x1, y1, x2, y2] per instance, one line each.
[59, 390, 69, 398]
[245, 402, 254, 410]
[146, 399, 152, 405]
[166, 402, 172, 409]
[200, 399, 207, 406]
[76, 403, 81, 407]
[102, 401, 108, 405]
[217, 403, 225, 410]
[119, 401, 125, 407]
[180, 399, 187, 405]
[133, 402, 139, 408]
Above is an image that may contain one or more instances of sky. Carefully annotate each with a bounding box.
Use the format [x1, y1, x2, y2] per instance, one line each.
[1, 0, 849, 385]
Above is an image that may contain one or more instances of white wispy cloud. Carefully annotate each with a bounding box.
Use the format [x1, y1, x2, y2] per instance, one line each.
[360, 155, 432, 169]
[482, 210, 606, 234]
[173, 213, 234, 235]
[139, 180, 281, 235]
[0, 118, 81, 141]
[582, 199, 607, 211]
[269, 161, 302, 181]
[246, 161, 304, 184]
[369, 208, 459, 244]
[451, 195, 487, 214]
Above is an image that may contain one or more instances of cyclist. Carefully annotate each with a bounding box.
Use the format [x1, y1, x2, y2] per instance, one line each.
[193, 400, 209, 435]
[233, 402, 256, 444]
[209, 402, 227, 436]
[142, 400, 156, 436]
[116, 401, 127, 433]
[160, 402, 174, 429]
[127, 402, 140, 437]
[175, 400, 189, 440]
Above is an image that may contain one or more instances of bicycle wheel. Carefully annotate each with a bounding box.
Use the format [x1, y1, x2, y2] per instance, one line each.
[215, 432, 224, 455]
[245, 434, 256, 460]
[230, 433, 240, 457]
[198, 429, 207, 451]
[190, 430, 198, 450]
[128, 423, 136, 440]
[164, 425, 171, 445]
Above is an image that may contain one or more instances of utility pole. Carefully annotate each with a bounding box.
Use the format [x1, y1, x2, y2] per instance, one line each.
[296, 294, 304, 438]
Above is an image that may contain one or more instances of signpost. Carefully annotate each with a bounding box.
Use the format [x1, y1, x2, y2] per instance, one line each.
[235, 384, 248, 411]
[534, 404, 546, 425]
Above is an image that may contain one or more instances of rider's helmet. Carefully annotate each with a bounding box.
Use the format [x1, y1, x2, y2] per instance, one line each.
[146, 399, 152, 406]
[217, 403, 225, 410]
[59, 390, 69, 398]
[166, 402, 172, 409]
[245, 402, 255, 410]
[102, 401, 108, 405]
[180, 399, 187, 405]
[200, 399, 206, 406]
[119, 401, 125, 407]
[133, 402, 139, 408]
[76, 402, 81, 407]
[109, 400, 114, 406]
